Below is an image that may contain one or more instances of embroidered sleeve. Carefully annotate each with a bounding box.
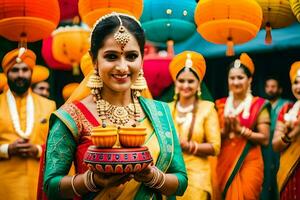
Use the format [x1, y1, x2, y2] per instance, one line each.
[60, 103, 83, 135]
[43, 117, 76, 200]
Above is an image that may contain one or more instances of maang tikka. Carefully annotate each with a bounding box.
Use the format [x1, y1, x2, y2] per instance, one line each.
[114, 15, 130, 51]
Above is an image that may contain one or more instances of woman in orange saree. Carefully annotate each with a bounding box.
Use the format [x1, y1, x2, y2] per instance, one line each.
[215, 53, 270, 200]
[272, 61, 300, 200]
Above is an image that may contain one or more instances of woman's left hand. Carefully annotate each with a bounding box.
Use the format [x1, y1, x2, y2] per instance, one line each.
[229, 116, 242, 134]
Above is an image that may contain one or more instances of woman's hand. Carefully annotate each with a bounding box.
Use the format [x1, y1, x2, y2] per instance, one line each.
[228, 116, 242, 134]
[223, 117, 232, 136]
[179, 139, 190, 152]
[93, 172, 132, 188]
[134, 165, 155, 183]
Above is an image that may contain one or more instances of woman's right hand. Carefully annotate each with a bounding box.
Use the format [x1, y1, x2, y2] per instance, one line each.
[93, 172, 132, 188]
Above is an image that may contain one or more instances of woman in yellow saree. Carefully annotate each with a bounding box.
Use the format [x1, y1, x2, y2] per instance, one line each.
[215, 53, 270, 200]
[272, 61, 300, 200]
[40, 12, 187, 200]
[168, 51, 221, 200]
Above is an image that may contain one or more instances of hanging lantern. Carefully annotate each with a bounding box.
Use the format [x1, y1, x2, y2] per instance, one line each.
[58, 0, 79, 21]
[0, 0, 60, 43]
[256, 0, 296, 44]
[290, 0, 300, 22]
[52, 25, 90, 75]
[0, 73, 7, 92]
[195, 0, 262, 56]
[143, 42, 174, 98]
[42, 36, 72, 71]
[78, 0, 143, 28]
[141, 0, 196, 46]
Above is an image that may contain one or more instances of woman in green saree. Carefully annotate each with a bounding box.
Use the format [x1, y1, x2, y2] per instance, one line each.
[41, 12, 187, 200]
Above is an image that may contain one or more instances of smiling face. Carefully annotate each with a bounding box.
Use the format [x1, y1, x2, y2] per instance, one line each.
[228, 67, 252, 96]
[292, 76, 300, 100]
[175, 69, 200, 100]
[95, 32, 142, 94]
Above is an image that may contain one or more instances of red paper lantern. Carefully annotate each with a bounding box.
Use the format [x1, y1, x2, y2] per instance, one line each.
[0, 0, 60, 42]
[42, 36, 72, 71]
[58, 0, 79, 21]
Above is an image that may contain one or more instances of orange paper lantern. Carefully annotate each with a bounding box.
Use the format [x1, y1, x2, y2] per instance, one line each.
[194, 0, 263, 56]
[78, 0, 143, 27]
[256, 0, 296, 44]
[0, 0, 60, 42]
[52, 25, 90, 75]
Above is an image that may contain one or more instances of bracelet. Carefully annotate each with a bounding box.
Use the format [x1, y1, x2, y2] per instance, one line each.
[144, 167, 160, 188]
[84, 171, 100, 192]
[281, 134, 292, 144]
[153, 172, 166, 190]
[240, 126, 246, 136]
[71, 174, 81, 197]
[192, 141, 198, 155]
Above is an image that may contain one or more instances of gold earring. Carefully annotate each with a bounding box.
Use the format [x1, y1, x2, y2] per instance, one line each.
[197, 88, 201, 98]
[173, 92, 179, 101]
[131, 69, 147, 97]
[87, 69, 103, 89]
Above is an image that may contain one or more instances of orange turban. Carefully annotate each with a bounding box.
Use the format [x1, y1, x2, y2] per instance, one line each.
[169, 51, 206, 81]
[31, 65, 50, 84]
[1, 48, 36, 74]
[0, 73, 7, 92]
[62, 83, 79, 101]
[289, 61, 300, 83]
[80, 52, 93, 77]
[240, 53, 254, 75]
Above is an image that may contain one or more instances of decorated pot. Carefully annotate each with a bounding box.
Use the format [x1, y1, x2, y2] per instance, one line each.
[83, 146, 153, 174]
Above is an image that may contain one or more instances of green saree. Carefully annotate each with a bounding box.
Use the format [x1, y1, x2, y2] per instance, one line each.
[43, 97, 187, 200]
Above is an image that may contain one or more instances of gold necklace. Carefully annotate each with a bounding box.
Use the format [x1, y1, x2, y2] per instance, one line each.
[96, 99, 135, 126]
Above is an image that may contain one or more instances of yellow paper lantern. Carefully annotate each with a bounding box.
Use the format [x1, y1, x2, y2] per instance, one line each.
[52, 25, 90, 75]
[194, 0, 263, 56]
[290, 0, 300, 22]
[78, 0, 143, 28]
[256, 0, 296, 43]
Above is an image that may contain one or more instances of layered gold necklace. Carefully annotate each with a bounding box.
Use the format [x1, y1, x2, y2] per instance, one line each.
[96, 98, 140, 127]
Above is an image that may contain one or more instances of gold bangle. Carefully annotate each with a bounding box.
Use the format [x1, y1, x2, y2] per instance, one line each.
[193, 141, 198, 155]
[71, 174, 81, 197]
[154, 171, 166, 190]
[240, 126, 246, 136]
[281, 134, 292, 144]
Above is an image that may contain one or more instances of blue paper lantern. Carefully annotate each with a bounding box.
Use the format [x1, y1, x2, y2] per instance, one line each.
[140, 0, 196, 45]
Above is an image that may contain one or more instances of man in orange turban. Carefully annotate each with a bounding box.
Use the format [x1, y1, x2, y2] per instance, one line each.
[0, 48, 56, 200]
[31, 65, 51, 98]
